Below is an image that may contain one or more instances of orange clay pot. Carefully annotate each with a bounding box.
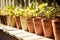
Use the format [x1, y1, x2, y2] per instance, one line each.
[41, 18, 53, 38]
[15, 16, 22, 29]
[52, 20, 60, 40]
[33, 17, 43, 35]
[27, 18, 35, 33]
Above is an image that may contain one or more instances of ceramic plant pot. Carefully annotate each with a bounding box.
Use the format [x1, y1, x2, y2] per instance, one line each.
[15, 16, 22, 29]
[33, 17, 43, 35]
[27, 18, 35, 33]
[7, 16, 16, 27]
[20, 17, 28, 31]
[41, 18, 53, 38]
[52, 20, 60, 40]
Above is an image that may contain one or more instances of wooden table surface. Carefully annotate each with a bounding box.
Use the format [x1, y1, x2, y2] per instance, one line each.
[0, 24, 53, 40]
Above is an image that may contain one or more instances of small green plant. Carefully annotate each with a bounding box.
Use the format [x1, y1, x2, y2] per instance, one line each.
[38, 3, 47, 10]
[44, 7, 59, 19]
[2, 6, 16, 16]
[14, 7, 23, 17]
[20, 2, 39, 18]
[37, 3, 47, 17]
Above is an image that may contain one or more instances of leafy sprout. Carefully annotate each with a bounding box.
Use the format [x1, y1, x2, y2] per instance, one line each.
[2, 6, 16, 16]
[14, 7, 23, 17]
[44, 7, 59, 19]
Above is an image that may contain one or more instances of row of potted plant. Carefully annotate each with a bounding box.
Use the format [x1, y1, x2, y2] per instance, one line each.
[0, 3, 60, 40]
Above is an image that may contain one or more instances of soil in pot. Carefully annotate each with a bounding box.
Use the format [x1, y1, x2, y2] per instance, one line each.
[33, 17, 43, 35]
[15, 16, 22, 29]
[41, 18, 54, 38]
[52, 20, 60, 40]
[27, 18, 35, 33]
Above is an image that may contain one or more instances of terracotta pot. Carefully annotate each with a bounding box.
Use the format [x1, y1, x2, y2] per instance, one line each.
[52, 20, 60, 40]
[7, 16, 16, 27]
[33, 17, 43, 35]
[15, 16, 22, 29]
[41, 19, 53, 38]
[0, 15, 7, 25]
[27, 18, 35, 33]
[20, 17, 28, 31]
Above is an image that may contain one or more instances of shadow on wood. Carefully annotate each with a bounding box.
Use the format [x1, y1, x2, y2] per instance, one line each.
[0, 29, 19, 40]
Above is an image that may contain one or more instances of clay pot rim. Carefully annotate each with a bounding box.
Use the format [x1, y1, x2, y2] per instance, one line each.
[41, 18, 52, 20]
[52, 20, 60, 22]
[0, 14, 7, 16]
